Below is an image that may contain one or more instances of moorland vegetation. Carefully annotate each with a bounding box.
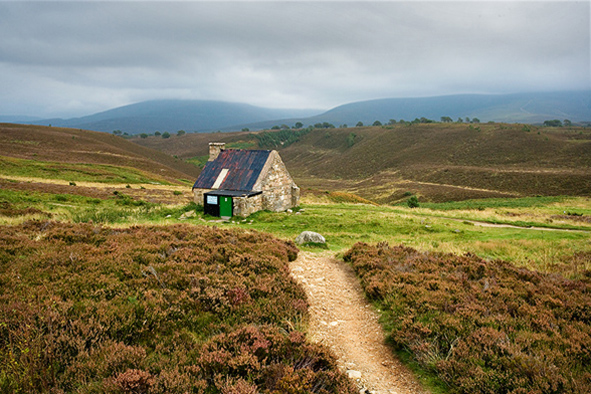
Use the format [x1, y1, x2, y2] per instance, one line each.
[1, 122, 591, 394]
[0, 222, 356, 393]
[134, 122, 591, 203]
[345, 242, 591, 394]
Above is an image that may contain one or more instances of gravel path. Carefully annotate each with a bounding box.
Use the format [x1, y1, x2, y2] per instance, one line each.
[289, 251, 430, 394]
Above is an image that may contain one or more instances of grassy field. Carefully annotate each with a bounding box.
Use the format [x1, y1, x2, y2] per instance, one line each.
[2, 188, 589, 393]
[0, 155, 175, 185]
[0, 123, 200, 184]
[2, 184, 589, 278]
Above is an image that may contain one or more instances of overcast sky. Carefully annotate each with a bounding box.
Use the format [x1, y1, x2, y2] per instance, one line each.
[0, 1, 589, 118]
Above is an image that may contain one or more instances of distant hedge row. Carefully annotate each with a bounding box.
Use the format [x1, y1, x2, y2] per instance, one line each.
[344, 242, 591, 394]
[0, 222, 356, 394]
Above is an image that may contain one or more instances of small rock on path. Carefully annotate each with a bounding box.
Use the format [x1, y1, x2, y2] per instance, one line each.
[289, 251, 430, 394]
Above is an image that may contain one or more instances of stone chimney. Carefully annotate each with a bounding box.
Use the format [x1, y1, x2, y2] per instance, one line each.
[208, 142, 225, 161]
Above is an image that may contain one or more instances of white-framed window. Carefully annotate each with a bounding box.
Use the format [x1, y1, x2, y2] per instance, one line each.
[206, 195, 218, 205]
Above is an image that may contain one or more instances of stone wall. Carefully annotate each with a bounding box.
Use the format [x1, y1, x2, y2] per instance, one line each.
[233, 194, 263, 217]
[193, 188, 213, 205]
[256, 151, 300, 212]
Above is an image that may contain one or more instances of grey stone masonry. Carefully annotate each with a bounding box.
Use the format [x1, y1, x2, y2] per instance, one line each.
[192, 146, 299, 217]
[208, 142, 225, 161]
[254, 151, 300, 212]
[233, 194, 263, 217]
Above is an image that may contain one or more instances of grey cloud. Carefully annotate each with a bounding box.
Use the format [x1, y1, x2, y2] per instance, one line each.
[0, 1, 588, 118]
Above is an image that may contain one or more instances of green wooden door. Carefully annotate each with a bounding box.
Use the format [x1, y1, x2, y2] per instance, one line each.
[220, 196, 232, 218]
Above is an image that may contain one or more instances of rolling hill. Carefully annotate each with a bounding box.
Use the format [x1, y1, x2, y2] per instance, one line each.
[0, 123, 200, 184]
[27, 100, 322, 134]
[278, 123, 591, 203]
[133, 122, 591, 203]
[11, 91, 591, 135]
[236, 91, 591, 130]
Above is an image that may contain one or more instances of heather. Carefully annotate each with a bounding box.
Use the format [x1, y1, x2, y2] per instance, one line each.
[0, 221, 356, 394]
[344, 242, 591, 394]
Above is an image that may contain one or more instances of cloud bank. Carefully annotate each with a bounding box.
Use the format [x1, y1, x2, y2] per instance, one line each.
[0, 1, 589, 118]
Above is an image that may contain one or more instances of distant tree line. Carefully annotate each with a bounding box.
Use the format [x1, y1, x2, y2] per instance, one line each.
[114, 129, 191, 139]
[263, 115, 488, 133]
[112, 113, 533, 141]
[269, 121, 335, 130]
[543, 119, 572, 127]
[348, 116, 482, 127]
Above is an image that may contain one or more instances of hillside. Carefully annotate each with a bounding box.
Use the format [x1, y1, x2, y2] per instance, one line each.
[0, 123, 200, 184]
[12, 91, 590, 135]
[281, 123, 591, 202]
[27, 100, 322, 134]
[223, 91, 591, 131]
[2, 130, 590, 394]
[303, 91, 591, 126]
[133, 123, 591, 203]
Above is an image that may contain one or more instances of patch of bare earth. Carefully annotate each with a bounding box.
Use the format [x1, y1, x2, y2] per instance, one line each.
[290, 251, 430, 394]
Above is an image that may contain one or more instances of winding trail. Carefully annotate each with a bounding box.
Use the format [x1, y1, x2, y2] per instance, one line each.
[444, 216, 590, 232]
[289, 251, 430, 394]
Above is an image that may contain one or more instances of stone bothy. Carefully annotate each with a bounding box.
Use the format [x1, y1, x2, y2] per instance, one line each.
[192, 143, 300, 218]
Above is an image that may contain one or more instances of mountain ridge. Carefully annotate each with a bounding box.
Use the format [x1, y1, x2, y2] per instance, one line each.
[26, 100, 322, 134]
[8, 91, 591, 134]
[235, 91, 591, 130]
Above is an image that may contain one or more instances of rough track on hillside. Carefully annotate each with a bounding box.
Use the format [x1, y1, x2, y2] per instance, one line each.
[289, 252, 430, 394]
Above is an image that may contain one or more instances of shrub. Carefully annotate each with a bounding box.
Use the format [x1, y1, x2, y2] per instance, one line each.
[346, 133, 356, 148]
[344, 242, 591, 394]
[0, 222, 354, 393]
[407, 195, 419, 208]
[255, 128, 311, 149]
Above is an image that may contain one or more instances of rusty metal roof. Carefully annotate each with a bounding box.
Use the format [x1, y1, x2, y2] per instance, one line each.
[192, 149, 271, 191]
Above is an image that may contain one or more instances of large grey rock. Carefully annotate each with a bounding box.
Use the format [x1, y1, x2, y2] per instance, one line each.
[179, 210, 196, 220]
[295, 231, 326, 245]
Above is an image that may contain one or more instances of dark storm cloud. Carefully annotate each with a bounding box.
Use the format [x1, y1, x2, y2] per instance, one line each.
[0, 1, 589, 117]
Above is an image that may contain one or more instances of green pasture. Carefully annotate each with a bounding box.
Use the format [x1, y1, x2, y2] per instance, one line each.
[1, 186, 589, 277]
[0, 155, 172, 185]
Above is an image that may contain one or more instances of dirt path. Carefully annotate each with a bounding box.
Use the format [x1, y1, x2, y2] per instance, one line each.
[443, 216, 590, 233]
[289, 251, 430, 394]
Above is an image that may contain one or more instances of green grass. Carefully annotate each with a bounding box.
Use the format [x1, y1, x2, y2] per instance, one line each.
[2, 185, 591, 394]
[226, 141, 257, 150]
[417, 195, 569, 210]
[0, 188, 190, 225]
[2, 187, 589, 276]
[239, 204, 589, 271]
[185, 155, 209, 169]
[0, 155, 172, 184]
